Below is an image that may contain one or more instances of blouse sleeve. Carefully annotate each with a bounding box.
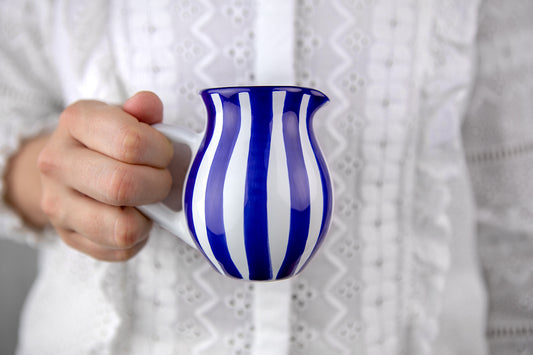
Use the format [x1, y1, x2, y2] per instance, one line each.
[463, 0, 533, 351]
[0, 0, 63, 245]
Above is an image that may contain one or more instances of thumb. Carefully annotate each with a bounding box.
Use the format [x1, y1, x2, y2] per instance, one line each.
[122, 91, 164, 125]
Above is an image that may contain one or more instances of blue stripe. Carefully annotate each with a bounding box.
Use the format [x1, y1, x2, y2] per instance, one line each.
[293, 93, 333, 271]
[276, 91, 311, 279]
[204, 95, 243, 278]
[243, 89, 273, 281]
[184, 94, 216, 261]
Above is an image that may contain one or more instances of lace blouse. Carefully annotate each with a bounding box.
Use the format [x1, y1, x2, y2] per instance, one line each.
[0, 0, 531, 354]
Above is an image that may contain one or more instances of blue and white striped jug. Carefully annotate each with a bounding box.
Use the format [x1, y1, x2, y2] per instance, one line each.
[140, 86, 333, 281]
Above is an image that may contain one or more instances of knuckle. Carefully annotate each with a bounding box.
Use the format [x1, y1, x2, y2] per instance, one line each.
[106, 165, 138, 204]
[112, 213, 142, 249]
[40, 192, 59, 219]
[59, 99, 105, 131]
[116, 126, 144, 163]
[59, 101, 84, 126]
[37, 146, 58, 176]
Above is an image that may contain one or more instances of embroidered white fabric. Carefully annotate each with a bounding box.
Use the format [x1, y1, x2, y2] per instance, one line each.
[0, 0, 528, 354]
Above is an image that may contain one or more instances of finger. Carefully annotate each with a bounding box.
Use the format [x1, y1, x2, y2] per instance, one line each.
[41, 174, 151, 256]
[41, 143, 172, 206]
[61, 100, 173, 168]
[122, 91, 164, 125]
[43, 185, 152, 249]
[58, 227, 149, 262]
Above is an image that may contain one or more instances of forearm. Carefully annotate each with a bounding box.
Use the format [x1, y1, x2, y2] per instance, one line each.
[4, 134, 50, 229]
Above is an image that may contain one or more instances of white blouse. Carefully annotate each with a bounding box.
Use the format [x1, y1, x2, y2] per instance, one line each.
[0, 0, 532, 354]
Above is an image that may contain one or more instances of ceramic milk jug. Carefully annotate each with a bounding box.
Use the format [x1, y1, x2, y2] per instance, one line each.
[139, 86, 332, 281]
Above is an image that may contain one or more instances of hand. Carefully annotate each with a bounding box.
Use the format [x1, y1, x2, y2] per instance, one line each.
[38, 91, 173, 261]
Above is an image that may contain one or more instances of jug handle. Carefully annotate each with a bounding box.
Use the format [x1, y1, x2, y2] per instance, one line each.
[137, 123, 202, 248]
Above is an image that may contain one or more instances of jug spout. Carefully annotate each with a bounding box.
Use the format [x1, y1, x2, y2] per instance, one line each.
[267, 86, 327, 117]
[306, 88, 329, 118]
[308, 88, 329, 107]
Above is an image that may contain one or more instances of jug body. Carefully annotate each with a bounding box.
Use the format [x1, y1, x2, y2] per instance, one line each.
[184, 86, 332, 281]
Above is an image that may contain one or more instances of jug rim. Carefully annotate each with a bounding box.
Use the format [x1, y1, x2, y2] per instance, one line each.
[200, 85, 328, 101]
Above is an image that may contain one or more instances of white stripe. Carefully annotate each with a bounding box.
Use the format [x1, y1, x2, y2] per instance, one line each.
[191, 93, 225, 275]
[267, 91, 292, 277]
[295, 94, 324, 274]
[223, 92, 252, 279]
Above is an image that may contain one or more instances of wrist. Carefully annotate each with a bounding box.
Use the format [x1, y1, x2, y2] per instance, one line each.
[4, 134, 50, 229]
